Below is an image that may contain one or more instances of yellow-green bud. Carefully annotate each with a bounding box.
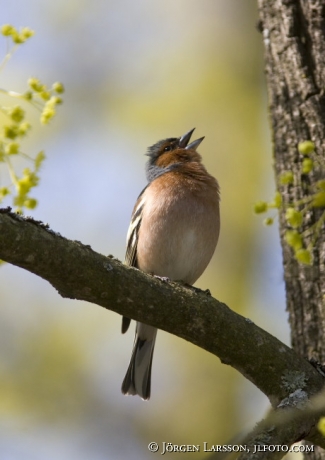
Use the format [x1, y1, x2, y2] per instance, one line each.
[302, 158, 313, 174]
[24, 91, 33, 100]
[284, 230, 302, 250]
[18, 122, 31, 137]
[263, 217, 274, 226]
[295, 248, 312, 265]
[20, 27, 34, 40]
[316, 180, 325, 191]
[52, 82, 65, 94]
[47, 95, 62, 106]
[285, 208, 303, 228]
[35, 150, 45, 169]
[254, 201, 268, 214]
[0, 187, 9, 197]
[17, 177, 31, 196]
[40, 91, 51, 101]
[274, 191, 282, 208]
[1, 24, 15, 36]
[280, 171, 294, 185]
[5, 141, 19, 155]
[40, 106, 55, 124]
[28, 77, 43, 92]
[22, 168, 38, 186]
[298, 140, 315, 155]
[312, 191, 325, 208]
[4, 125, 18, 139]
[269, 191, 282, 209]
[318, 417, 325, 436]
[12, 31, 24, 44]
[16, 170, 38, 197]
[8, 105, 25, 123]
[24, 198, 37, 209]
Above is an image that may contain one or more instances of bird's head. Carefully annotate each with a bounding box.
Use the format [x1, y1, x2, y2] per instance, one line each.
[145, 128, 204, 182]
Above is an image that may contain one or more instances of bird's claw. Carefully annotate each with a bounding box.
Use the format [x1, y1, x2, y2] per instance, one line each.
[154, 275, 170, 283]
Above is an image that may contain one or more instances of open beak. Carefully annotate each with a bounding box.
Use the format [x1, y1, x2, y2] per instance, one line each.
[178, 128, 195, 148]
[185, 137, 204, 150]
[178, 128, 204, 151]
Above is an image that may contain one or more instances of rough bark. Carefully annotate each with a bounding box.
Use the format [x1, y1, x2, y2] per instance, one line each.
[258, 0, 325, 458]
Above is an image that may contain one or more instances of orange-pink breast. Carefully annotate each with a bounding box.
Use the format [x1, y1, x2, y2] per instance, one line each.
[136, 171, 220, 284]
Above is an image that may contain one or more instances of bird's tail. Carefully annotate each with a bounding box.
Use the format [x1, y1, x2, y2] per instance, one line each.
[121, 323, 157, 400]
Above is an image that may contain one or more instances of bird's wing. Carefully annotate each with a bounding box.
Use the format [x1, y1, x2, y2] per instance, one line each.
[125, 185, 147, 267]
[122, 186, 147, 334]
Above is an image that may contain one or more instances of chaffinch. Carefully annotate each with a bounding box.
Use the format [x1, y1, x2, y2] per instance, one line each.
[121, 128, 220, 400]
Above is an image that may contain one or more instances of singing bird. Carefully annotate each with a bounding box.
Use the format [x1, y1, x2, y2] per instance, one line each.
[121, 128, 220, 400]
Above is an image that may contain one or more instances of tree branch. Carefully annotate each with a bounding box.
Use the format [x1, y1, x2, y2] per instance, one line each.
[238, 390, 325, 458]
[1, 207, 325, 447]
[210, 388, 325, 459]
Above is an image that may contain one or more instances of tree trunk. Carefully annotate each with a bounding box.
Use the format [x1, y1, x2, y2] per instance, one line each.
[258, 1, 325, 457]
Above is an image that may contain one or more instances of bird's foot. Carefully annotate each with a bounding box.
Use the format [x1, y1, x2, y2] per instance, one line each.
[153, 275, 170, 283]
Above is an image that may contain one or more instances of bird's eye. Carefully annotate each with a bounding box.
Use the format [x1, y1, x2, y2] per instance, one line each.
[163, 145, 172, 152]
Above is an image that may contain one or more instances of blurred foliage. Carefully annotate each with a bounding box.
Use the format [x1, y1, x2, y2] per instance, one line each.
[0, 323, 88, 420]
[254, 140, 325, 266]
[0, 25, 63, 212]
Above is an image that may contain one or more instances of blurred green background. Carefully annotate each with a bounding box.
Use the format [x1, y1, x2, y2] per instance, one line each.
[0, 1, 288, 459]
